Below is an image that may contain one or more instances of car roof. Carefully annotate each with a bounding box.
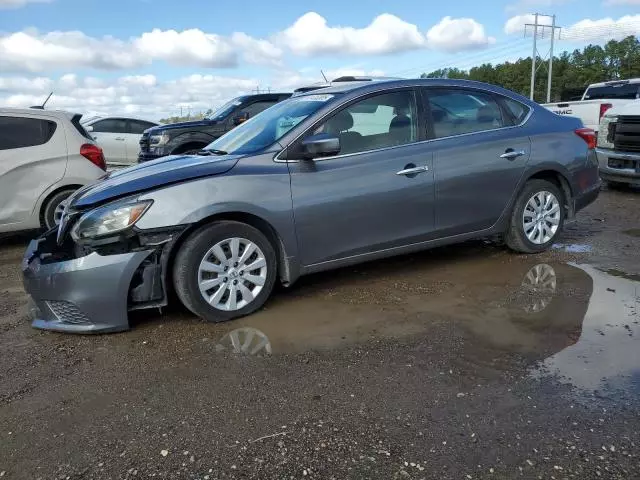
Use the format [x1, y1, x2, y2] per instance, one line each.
[587, 78, 640, 88]
[295, 78, 514, 96]
[0, 107, 80, 119]
[82, 115, 158, 124]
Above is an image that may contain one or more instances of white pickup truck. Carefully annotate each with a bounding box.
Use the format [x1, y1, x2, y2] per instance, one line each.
[595, 99, 640, 187]
[542, 78, 640, 132]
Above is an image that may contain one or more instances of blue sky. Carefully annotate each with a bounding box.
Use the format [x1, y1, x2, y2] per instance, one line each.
[0, 0, 639, 119]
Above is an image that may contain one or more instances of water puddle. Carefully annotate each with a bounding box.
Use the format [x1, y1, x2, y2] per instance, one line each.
[532, 264, 639, 398]
[212, 250, 639, 399]
[552, 243, 593, 253]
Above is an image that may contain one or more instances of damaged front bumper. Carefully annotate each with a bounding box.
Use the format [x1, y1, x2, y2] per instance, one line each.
[22, 228, 172, 333]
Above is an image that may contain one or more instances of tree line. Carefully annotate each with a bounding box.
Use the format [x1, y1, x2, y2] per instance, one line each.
[421, 36, 640, 102]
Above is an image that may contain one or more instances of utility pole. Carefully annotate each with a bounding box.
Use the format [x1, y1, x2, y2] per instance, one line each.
[530, 13, 538, 101]
[547, 15, 556, 103]
[525, 13, 562, 103]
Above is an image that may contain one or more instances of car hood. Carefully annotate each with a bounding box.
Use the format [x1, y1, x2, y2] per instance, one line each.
[147, 119, 216, 133]
[70, 153, 241, 209]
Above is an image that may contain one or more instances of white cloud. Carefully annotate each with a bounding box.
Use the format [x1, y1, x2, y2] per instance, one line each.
[504, 14, 554, 34]
[0, 0, 50, 8]
[0, 74, 264, 120]
[604, 0, 640, 4]
[275, 12, 494, 55]
[231, 32, 283, 67]
[426, 16, 496, 52]
[276, 12, 425, 56]
[0, 28, 281, 72]
[134, 29, 237, 68]
[0, 30, 143, 72]
[564, 15, 640, 40]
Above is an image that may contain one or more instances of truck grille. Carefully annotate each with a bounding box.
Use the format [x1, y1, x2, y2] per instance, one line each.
[46, 300, 91, 325]
[613, 115, 640, 152]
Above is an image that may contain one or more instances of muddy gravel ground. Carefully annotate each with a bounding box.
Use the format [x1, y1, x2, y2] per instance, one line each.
[0, 187, 639, 480]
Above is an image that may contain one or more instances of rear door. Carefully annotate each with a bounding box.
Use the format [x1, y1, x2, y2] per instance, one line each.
[90, 118, 128, 166]
[0, 114, 65, 227]
[423, 87, 531, 237]
[125, 120, 157, 165]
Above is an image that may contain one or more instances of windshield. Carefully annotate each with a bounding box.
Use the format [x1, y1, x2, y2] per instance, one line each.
[584, 84, 640, 100]
[205, 94, 336, 155]
[208, 97, 244, 121]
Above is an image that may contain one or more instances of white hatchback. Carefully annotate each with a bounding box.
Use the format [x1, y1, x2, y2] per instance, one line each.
[0, 108, 106, 233]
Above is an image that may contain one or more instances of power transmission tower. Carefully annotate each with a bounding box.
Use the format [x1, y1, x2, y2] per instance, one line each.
[524, 14, 561, 102]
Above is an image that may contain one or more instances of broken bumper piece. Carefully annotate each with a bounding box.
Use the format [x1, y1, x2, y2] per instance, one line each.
[22, 234, 153, 334]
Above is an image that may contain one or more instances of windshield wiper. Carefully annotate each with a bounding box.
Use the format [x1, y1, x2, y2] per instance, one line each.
[198, 149, 228, 156]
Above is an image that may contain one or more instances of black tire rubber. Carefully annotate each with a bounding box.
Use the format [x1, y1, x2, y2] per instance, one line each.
[505, 179, 565, 254]
[172, 221, 277, 323]
[41, 189, 74, 230]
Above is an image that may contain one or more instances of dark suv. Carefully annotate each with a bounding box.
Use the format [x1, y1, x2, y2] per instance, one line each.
[138, 93, 291, 162]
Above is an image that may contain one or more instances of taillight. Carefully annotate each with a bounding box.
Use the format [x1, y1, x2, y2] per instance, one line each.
[80, 144, 106, 170]
[599, 103, 612, 120]
[575, 128, 597, 150]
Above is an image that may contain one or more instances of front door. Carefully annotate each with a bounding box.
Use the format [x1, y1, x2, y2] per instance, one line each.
[423, 87, 531, 237]
[287, 89, 436, 267]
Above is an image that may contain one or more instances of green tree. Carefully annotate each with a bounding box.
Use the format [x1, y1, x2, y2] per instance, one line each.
[420, 36, 640, 102]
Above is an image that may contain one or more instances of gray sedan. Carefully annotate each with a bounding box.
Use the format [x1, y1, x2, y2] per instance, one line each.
[22, 79, 601, 333]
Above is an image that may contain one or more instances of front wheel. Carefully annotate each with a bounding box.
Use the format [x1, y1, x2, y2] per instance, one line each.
[505, 179, 565, 253]
[41, 189, 74, 230]
[173, 221, 277, 323]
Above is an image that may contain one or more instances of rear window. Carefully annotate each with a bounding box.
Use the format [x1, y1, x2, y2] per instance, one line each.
[71, 114, 94, 141]
[0, 116, 57, 150]
[503, 98, 530, 124]
[584, 84, 640, 100]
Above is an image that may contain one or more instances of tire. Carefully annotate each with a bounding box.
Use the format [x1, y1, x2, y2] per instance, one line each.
[173, 221, 277, 323]
[505, 179, 565, 254]
[41, 189, 74, 230]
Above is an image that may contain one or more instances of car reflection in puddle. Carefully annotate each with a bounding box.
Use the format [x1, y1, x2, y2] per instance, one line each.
[532, 264, 639, 398]
[215, 257, 638, 400]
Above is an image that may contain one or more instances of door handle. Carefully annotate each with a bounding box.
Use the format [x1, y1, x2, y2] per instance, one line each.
[500, 150, 526, 160]
[115, 137, 125, 141]
[396, 165, 429, 176]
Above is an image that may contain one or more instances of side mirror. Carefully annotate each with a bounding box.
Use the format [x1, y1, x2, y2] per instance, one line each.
[85, 125, 94, 132]
[233, 112, 250, 126]
[300, 133, 341, 159]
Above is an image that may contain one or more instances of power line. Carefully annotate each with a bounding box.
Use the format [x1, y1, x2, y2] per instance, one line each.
[390, 38, 531, 78]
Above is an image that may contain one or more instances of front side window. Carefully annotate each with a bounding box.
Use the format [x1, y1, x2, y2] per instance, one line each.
[0, 116, 57, 150]
[92, 118, 127, 134]
[205, 94, 336, 155]
[208, 97, 244, 121]
[312, 90, 419, 156]
[427, 89, 506, 138]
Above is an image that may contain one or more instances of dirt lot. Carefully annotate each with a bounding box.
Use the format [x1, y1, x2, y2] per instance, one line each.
[0, 187, 639, 479]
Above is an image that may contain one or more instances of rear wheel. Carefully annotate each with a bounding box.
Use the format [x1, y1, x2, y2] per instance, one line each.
[173, 221, 277, 323]
[41, 189, 74, 230]
[505, 179, 565, 253]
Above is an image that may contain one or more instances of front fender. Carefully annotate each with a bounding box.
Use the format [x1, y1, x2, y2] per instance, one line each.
[134, 163, 298, 273]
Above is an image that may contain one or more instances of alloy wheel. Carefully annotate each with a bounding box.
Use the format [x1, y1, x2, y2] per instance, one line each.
[522, 191, 561, 245]
[197, 237, 268, 311]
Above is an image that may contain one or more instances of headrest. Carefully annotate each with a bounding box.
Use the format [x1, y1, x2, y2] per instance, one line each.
[331, 111, 354, 132]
